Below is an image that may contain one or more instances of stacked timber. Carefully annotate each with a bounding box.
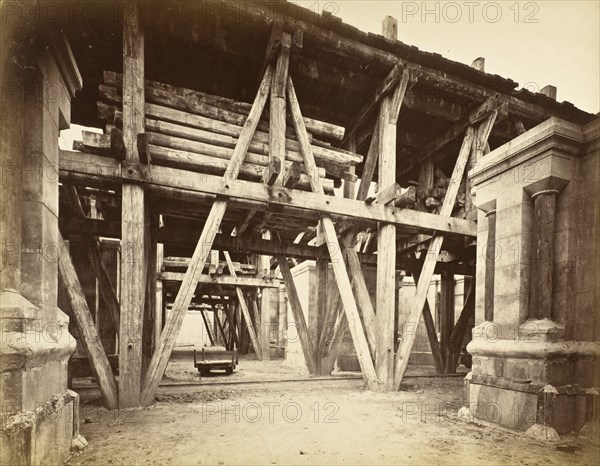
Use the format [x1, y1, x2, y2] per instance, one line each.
[83, 71, 362, 193]
[422, 169, 467, 218]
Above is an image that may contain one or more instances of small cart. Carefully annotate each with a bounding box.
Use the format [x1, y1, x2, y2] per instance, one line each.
[193, 348, 238, 376]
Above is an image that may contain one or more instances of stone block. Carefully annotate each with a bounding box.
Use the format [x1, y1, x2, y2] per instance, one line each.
[577, 152, 600, 195]
[20, 202, 59, 308]
[472, 383, 538, 431]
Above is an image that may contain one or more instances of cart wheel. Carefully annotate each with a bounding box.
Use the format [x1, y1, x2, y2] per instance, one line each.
[199, 369, 210, 377]
[225, 368, 233, 375]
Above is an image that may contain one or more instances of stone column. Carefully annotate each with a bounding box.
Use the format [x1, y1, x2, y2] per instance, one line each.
[528, 189, 560, 320]
[484, 209, 496, 322]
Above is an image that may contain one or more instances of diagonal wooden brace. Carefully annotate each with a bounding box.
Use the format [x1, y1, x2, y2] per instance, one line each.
[140, 65, 273, 406]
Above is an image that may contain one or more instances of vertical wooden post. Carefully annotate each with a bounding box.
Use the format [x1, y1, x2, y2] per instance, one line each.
[120, 2, 147, 407]
[315, 223, 328, 374]
[439, 270, 455, 363]
[268, 31, 291, 185]
[376, 96, 397, 390]
[142, 225, 157, 377]
[260, 231, 271, 359]
[155, 244, 164, 345]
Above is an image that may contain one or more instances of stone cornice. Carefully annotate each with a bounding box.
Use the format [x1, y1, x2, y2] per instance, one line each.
[469, 117, 587, 186]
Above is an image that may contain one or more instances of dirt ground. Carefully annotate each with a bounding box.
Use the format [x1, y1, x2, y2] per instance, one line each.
[68, 356, 600, 465]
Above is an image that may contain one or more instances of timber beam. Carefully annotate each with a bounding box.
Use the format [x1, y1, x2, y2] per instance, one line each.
[59, 151, 476, 238]
[59, 218, 475, 275]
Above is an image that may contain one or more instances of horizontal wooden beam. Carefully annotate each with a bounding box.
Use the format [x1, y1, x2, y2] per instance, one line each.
[160, 271, 279, 288]
[59, 150, 476, 237]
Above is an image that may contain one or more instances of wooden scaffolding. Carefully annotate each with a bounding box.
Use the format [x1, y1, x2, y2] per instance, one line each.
[55, 1, 594, 408]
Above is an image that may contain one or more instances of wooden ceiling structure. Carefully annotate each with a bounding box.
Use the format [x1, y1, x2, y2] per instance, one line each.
[51, 1, 595, 408]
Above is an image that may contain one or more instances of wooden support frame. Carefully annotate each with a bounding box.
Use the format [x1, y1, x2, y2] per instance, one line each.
[287, 77, 379, 389]
[393, 110, 498, 390]
[224, 251, 263, 358]
[58, 234, 118, 409]
[64, 186, 120, 329]
[140, 64, 274, 406]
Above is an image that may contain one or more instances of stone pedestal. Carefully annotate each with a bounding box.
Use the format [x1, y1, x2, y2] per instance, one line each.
[1, 35, 82, 464]
[463, 117, 600, 437]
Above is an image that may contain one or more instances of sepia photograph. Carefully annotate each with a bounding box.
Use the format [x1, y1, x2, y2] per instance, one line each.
[0, 0, 598, 464]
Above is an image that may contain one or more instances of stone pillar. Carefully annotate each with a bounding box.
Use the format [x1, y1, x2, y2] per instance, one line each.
[484, 208, 496, 322]
[528, 188, 561, 320]
[0, 35, 83, 464]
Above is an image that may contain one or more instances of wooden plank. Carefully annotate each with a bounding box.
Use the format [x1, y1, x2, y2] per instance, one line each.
[223, 251, 263, 358]
[58, 234, 118, 409]
[277, 255, 318, 374]
[393, 126, 477, 390]
[140, 65, 273, 406]
[287, 77, 379, 388]
[119, 2, 146, 407]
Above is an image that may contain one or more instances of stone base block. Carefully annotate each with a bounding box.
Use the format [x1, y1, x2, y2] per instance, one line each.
[464, 371, 598, 435]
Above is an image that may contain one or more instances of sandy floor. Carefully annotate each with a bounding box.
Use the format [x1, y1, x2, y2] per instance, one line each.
[68, 357, 599, 465]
